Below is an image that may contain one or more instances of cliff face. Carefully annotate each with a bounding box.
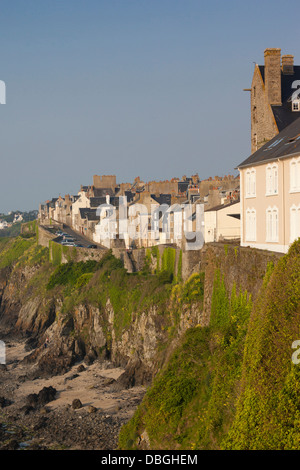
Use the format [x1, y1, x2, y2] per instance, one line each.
[119, 241, 300, 451]
[0, 233, 290, 450]
[0, 237, 206, 383]
[0, 236, 282, 379]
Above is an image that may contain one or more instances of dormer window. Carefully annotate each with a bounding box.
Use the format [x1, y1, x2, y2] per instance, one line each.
[292, 99, 300, 112]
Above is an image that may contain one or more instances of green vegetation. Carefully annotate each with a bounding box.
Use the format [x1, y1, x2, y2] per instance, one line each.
[119, 240, 300, 450]
[50, 241, 62, 266]
[46, 259, 101, 290]
[0, 236, 37, 269]
[119, 267, 252, 450]
[223, 240, 300, 450]
[2, 228, 299, 451]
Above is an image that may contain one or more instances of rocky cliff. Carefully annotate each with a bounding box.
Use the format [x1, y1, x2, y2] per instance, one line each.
[0, 233, 290, 450]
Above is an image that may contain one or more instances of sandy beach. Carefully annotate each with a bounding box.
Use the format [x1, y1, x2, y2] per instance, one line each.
[0, 336, 146, 450]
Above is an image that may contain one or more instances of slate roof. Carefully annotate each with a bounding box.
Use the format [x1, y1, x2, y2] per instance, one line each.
[86, 211, 99, 221]
[151, 194, 172, 206]
[205, 200, 240, 212]
[178, 181, 189, 193]
[79, 208, 98, 220]
[238, 115, 300, 168]
[89, 196, 121, 208]
[258, 65, 300, 132]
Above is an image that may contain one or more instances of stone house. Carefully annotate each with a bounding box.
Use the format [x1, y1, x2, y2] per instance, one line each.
[71, 191, 91, 232]
[247, 48, 300, 153]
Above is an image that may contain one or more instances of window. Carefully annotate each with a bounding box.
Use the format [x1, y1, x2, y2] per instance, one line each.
[266, 163, 278, 195]
[290, 157, 300, 192]
[266, 207, 279, 242]
[245, 208, 256, 241]
[290, 205, 300, 242]
[292, 100, 300, 112]
[246, 168, 256, 197]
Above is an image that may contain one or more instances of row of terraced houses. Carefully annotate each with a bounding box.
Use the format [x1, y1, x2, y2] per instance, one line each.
[39, 48, 300, 254]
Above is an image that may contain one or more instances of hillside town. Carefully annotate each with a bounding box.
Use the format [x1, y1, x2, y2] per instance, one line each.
[39, 48, 300, 255]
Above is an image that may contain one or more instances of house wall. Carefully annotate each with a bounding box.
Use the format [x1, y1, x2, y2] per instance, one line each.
[71, 193, 90, 231]
[204, 211, 216, 242]
[251, 64, 278, 153]
[204, 203, 240, 243]
[240, 157, 300, 253]
[216, 203, 240, 241]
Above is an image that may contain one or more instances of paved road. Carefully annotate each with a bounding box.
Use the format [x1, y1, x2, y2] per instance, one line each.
[54, 225, 105, 249]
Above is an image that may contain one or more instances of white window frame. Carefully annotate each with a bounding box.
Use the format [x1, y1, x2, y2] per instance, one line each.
[266, 163, 279, 196]
[290, 157, 300, 193]
[290, 204, 300, 243]
[245, 168, 256, 198]
[266, 206, 279, 243]
[292, 100, 300, 112]
[245, 207, 256, 242]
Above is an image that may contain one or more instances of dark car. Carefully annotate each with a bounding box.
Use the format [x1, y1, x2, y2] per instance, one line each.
[87, 244, 97, 249]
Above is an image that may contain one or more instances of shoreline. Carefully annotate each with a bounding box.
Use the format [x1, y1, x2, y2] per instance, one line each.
[0, 335, 146, 450]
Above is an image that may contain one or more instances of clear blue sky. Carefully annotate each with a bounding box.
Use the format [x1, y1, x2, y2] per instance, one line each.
[0, 0, 299, 212]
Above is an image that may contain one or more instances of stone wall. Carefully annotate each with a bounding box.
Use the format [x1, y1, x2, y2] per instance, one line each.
[37, 225, 58, 248]
[49, 240, 108, 265]
[199, 242, 283, 325]
[251, 65, 278, 152]
[37, 225, 108, 265]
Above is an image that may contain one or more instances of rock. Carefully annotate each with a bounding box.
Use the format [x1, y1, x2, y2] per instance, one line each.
[20, 404, 35, 415]
[38, 386, 56, 406]
[110, 405, 122, 414]
[24, 337, 38, 352]
[65, 373, 79, 382]
[102, 377, 116, 387]
[0, 364, 7, 372]
[2, 439, 19, 450]
[77, 364, 86, 372]
[72, 399, 83, 409]
[84, 349, 97, 365]
[18, 375, 28, 383]
[0, 396, 12, 408]
[112, 360, 152, 391]
[26, 386, 56, 409]
[87, 405, 97, 414]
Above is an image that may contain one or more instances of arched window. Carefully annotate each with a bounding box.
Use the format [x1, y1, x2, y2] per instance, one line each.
[245, 208, 256, 241]
[266, 163, 278, 195]
[266, 206, 279, 242]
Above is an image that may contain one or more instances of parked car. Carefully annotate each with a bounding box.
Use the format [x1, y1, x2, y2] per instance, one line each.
[87, 244, 97, 249]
